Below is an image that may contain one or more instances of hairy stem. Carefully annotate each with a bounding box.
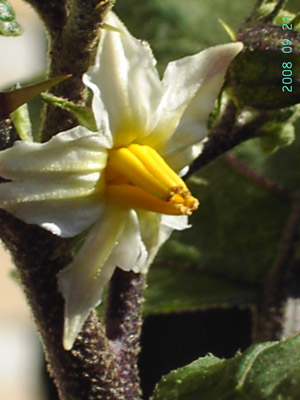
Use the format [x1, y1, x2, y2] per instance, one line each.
[0, 211, 123, 400]
[23, 0, 112, 141]
[106, 268, 145, 400]
[41, 0, 112, 141]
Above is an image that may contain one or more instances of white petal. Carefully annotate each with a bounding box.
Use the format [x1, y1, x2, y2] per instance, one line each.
[82, 74, 113, 148]
[58, 206, 127, 350]
[161, 215, 190, 231]
[163, 139, 205, 173]
[140, 42, 243, 155]
[108, 210, 148, 273]
[0, 127, 108, 237]
[1, 196, 102, 237]
[137, 212, 190, 272]
[0, 175, 102, 237]
[0, 172, 101, 204]
[154, 215, 190, 260]
[88, 12, 163, 146]
[0, 126, 108, 178]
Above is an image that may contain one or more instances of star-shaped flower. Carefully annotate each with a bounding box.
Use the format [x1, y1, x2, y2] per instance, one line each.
[0, 12, 242, 349]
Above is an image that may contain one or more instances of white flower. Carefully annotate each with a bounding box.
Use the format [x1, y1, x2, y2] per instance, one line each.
[0, 12, 243, 350]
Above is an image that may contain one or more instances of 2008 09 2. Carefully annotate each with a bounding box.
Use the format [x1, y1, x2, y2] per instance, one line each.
[282, 16, 293, 93]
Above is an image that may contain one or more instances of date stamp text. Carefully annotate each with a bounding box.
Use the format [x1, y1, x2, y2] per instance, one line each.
[282, 16, 293, 93]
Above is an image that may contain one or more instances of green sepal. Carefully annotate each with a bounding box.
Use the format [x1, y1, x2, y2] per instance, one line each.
[0, 0, 22, 36]
[246, 1, 291, 26]
[254, 2, 283, 22]
[152, 334, 300, 400]
[40, 93, 98, 132]
[218, 19, 236, 41]
[274, 11, 300, 31]
[291, 14, 300, 32]
[260, 105, 300, 153]
[10, 102, 33, 142]
[260, 121, 295, 153]
[0, 75, 71, 118]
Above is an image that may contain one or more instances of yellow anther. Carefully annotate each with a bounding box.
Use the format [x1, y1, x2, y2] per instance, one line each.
[105, 144, 199, 216]
[170, 193, 185, 204]
[127, 144, 187, 191]
[107, 147, 169, 198]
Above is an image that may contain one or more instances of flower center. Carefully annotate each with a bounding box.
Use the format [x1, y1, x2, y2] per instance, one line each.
[104, 144, 199, 216]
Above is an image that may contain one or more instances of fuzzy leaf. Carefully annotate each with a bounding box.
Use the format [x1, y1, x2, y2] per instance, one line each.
[152, 334, 300, 400]
[40, 93, 98, 132]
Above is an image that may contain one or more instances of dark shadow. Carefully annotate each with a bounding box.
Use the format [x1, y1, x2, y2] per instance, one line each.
[139, 308, 252, 399]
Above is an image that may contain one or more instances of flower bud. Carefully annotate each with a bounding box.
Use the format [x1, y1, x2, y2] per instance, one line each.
[227, 24, 300, 109]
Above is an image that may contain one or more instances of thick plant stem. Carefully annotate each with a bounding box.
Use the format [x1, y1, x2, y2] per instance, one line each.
[0, 211, 122, 400]
[106, 268, 145, 400]
[40, 1, 112, 141]
[24, 0, 112, 141]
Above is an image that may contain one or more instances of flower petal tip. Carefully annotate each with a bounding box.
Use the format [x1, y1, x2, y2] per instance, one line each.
[204, 42, 243, 81]
[63, 337, 74, 352]
[62, 311, 88, 351]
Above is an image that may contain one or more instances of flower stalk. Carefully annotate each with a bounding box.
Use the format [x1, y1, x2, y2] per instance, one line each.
[106, 269, 145, 400]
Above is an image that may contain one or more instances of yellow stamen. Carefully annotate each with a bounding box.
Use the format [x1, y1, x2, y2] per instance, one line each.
[106, 185, 198, 216]
[105, 144, 199, 216]
[107, 147, 169, 198]
[128, 144, 187, 191]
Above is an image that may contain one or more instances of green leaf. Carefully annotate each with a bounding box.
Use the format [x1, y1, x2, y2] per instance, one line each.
[40, 93, 98, 132]
[144, 264, 257, 315]
[0, 75, 71, 118]
[0, 0, 22, 36]
[152, 334, 300, 400]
